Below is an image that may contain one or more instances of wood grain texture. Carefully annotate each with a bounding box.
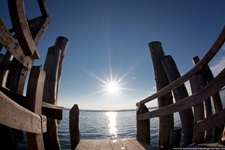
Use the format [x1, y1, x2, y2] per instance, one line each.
[76, 138, 155, 150]
[136, 104, 150, 144]
[8, 0, 39, 58]
[138, 67, 225, 120]
[161, 55, 194, 146]
[148, 42, 173, 148]
[70, 104, 80, 150]
[0, 19, 33, 69]
[0, 91, 46, 134]
[26, 66, 46, 150]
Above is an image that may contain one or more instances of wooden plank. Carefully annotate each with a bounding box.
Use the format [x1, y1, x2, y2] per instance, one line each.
[78, 140, 112, 150]
[26, 66, 46, 150]
[76, 139, 154, 150]
[0, 19, 33, 69]
[42, 102, 64, 120]
[8, 0, 39, 58]
[30, 0, 51, 45]
[137, 25, 225, 106]
[138, 67, 225, 120]
[128, 138, 152, 150]
[0, 91, 46, 134]
[95, 140, 112, 150]
[29, 0, 51, 46]
[120, 138, 140, 150]
[75, 140, 92, 150]
[0, 87, 63, 120]
[109, 139, 126, 150]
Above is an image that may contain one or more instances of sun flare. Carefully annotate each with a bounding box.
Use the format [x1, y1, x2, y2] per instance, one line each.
[105, 81, 119, 94]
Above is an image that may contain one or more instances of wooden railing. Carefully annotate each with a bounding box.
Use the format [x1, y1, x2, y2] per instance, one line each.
[0, 1, 67, 149]
[136, 25, 225, 149]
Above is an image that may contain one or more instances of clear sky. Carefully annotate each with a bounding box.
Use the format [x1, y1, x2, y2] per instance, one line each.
[1, 0, 225, 110]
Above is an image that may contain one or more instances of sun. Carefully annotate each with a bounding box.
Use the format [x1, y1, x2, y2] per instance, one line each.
[105, 80, 120, 94]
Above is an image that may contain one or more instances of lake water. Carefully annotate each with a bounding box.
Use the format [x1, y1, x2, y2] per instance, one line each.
[17, 89, 225, 149]
[58, 108, 182, 150]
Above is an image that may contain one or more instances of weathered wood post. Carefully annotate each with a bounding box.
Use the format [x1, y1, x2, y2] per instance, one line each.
[43, 36, 68, 150]
[161, 55, 194, 146]
[43, 36, 68, 105]
[169, 127, 182, 149]
[136, 104, 150, 144]
[148, 42, 173, 148]
[26, 66, 46, 150]
[192, 56, 213, 139]
[70, 104, 80, 150]
[190, 75, 204, 143]
[54, 36, 68, 101]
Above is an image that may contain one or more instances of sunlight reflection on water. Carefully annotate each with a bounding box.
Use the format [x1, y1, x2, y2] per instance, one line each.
[105, 112, 118, 140]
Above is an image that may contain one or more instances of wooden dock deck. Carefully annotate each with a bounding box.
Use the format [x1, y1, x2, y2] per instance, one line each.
[75, 138, 157, 150]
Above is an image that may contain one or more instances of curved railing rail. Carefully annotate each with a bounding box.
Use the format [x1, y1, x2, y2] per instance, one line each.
[138, 67, 225, 120]
[136, 25, 225, 148]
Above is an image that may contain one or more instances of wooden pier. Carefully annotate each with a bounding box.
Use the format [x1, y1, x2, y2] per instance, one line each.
[76, 138, 156, 150]
[1, 0, 225, 150]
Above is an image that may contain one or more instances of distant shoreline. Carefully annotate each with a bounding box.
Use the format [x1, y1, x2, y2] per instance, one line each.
[65, 106, 158, 112]
[64, 88, 225, 112]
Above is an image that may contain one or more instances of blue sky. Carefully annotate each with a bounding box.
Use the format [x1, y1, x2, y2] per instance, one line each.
[1, 0, 225, 110]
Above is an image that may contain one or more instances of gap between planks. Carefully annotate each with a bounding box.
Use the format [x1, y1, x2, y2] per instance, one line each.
[75, 138, 158, 150]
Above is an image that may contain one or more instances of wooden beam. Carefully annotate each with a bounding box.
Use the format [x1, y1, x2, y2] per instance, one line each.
[26, 66, 46, 150]
[42, 102, 64, 120]
[0, 87, 63, 120]
[0, 91, 46, 134]
[8, 0, 39, 59]
[38, 0, 50, 17]
[0, 19, 33, 69]
[32, 0, 51, 45]
[29, 16, 50, 46]
[138, 67, 225, 121]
